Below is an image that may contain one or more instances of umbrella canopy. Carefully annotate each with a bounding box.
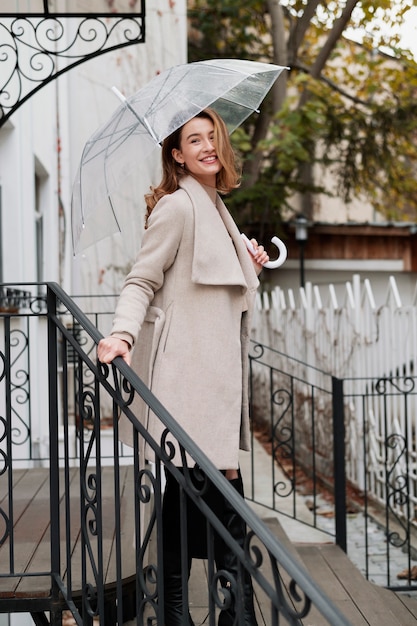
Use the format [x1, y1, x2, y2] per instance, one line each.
[71, 58, 288, 254]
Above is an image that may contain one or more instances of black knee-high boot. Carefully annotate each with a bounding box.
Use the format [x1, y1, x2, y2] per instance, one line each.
[163, 551, 194, 626]
[215, 472, 258, 626]
[162, 470, 196, 626]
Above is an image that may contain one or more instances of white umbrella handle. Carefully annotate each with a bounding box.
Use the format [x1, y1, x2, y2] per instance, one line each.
[241, 233, 287, 269]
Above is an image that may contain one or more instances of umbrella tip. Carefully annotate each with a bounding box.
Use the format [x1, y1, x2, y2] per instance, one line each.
[111, 86, 126, 103]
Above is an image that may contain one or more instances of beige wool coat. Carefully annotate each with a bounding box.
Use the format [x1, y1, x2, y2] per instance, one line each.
[111, 174, 260, 469]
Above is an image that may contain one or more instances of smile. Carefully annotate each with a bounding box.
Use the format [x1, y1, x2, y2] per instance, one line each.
[201, 156, 217, 163]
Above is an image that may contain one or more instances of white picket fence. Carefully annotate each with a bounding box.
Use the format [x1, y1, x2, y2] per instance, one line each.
[251, 274, 417, 522]
[252, 274, 417, 380]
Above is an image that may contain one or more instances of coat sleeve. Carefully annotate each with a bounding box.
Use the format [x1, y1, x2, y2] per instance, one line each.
[110, 192, 188, 347]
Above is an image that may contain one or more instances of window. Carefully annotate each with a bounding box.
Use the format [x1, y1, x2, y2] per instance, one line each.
[35, 173, 44, 284]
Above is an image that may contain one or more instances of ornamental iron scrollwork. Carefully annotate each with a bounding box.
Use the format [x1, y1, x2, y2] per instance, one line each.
[9, 328, 30, 447]
[136, 466, 159, 619]
[0, 2, 145, 127]
[0, 415, 9, 548]
[0, 322, 31, 450]
[385, 432, 409, 550]
[375, 376, 416, 395]
[375, 377, 411, 555]
[249, 342, 296, 501]
[271, 387, 295, 499]
[0, 324, 30, 558]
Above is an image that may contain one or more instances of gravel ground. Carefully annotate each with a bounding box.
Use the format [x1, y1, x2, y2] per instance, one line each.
[299, 491, 417, 594]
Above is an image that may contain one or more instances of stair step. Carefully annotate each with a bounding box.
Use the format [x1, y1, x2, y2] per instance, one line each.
[263, 516, 417, 625]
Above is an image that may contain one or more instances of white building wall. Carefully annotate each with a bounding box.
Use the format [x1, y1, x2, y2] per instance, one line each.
[0, 3, 187, 624]
[0, 0, 187, 293]
[67, 2, 188, 300]
[1, 76, 59, 282]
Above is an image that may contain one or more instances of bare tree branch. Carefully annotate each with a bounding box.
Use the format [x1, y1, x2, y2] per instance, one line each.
[287, 0, 321, 65]
[291, 62, 369, 107]
[297, 0, 361, 217]
[310, 0, 360, 78]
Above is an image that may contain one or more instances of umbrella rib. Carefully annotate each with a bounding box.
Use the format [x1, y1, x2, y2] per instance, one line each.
[124, 100, 159, 144]
[214, 92, 261, 114]
[113, 85, 160, 144]
[144, 67, 178, 119]
[144, 67, 196, 130]
[107, 193, 122, 234]
[83, 123, 142, 166]
[101, 107, 137, 233]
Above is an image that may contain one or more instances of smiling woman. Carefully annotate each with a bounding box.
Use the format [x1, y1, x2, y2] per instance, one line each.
[171, 117, 221, 187]
[97, 107, 270, 625]
[143, 108, 246, 227]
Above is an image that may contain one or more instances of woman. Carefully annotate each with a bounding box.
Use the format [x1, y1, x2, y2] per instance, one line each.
[98, 108, 268, 625]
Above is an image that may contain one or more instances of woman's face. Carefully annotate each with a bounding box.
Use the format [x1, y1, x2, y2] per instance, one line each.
[172, 117, 222, 187]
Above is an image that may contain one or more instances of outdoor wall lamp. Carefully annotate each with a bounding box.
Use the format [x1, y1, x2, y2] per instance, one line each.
[294, 214, 310, 288]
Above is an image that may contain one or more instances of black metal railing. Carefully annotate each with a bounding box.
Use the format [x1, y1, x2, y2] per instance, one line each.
[0, 283, 352, 625]
[342, 375, 417, 590]
[247, 341, 417, 591]
[247, 341, 347, 545]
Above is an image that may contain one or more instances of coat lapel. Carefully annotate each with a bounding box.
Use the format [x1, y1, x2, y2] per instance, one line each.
[180, 176, 258, 292]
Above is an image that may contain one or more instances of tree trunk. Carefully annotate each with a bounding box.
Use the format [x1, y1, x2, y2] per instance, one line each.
[243, 0, 288, 189]
[287, 0, 321, 65]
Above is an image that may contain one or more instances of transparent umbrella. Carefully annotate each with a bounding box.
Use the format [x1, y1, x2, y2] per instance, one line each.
[71, 58, 288, 255]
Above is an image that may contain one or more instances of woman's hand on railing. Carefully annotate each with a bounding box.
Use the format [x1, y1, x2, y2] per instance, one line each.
[97, 336, 132, 365]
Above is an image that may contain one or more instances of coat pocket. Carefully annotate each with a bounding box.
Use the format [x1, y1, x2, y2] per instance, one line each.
[119, 306, 166, 448]
[138, 305, 166, 388]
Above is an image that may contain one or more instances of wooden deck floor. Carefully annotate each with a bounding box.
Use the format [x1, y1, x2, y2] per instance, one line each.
[183, 517, 417, 626]
[254, 518, 417, 626]
[0, 465, 137, 602]
[2, 467, 417, 625]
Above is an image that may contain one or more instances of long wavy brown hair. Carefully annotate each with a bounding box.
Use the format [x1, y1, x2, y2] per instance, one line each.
[144, 108, 241, 227]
